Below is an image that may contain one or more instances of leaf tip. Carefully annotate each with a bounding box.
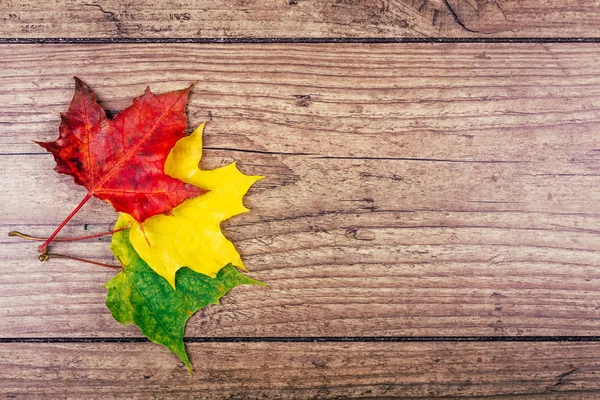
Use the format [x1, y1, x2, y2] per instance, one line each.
[185, 361, 193, 374]
[167, 274, 178, 291]
[191, 122, 206, 136]
[257, 282, 269, 289]
[34, 140, 56, 153]
[73, 76, 85, 89]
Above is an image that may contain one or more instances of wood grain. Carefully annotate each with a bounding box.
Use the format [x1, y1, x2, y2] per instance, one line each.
[1, 0, 600, 39]
[0, 44, 599, 338]
[2, 342, 600, 398]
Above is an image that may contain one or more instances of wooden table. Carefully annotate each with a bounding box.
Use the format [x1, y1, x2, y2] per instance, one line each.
[1, 1, 600, 398]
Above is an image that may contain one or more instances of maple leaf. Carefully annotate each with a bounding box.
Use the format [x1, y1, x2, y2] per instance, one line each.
[37, 78, 205, 251]
[107, 216, 264, 371]
[119, 123, 263, 288]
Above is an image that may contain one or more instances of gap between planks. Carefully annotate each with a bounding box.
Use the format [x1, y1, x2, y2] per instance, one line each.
[2, 38, 600, 44]
[2, 336, 600, 343]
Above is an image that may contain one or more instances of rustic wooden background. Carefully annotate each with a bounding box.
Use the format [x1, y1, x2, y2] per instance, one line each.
[2, 1, 600, 398]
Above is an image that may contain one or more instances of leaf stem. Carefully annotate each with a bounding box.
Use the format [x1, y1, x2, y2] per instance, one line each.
[38, 193, 93, 254]
[39, 252, 121, 270]
[9, 226, 128, 242]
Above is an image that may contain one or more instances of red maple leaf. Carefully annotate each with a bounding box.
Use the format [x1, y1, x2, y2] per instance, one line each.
[37, 77, 205, 252]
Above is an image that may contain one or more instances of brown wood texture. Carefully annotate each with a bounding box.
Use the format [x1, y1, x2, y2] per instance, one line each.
[0, 343, 600, 399]
[1, 44, 599, 340]
[1, 0, 600, 39]
[2, 342, 600, 398]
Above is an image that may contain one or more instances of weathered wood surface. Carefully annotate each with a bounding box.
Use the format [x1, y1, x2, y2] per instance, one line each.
[1, 0, 600, 39]
[1, 342, 600, 399]
[1, 44, 599, 338]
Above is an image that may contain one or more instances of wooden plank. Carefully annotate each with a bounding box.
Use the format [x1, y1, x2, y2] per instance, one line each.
[1, 0, 600, 39]
[1, 342, 600, 398]
[1, 44, 600, 337]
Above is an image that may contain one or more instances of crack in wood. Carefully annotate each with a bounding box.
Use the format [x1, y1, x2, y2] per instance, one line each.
[443, 0, 487, 34]
[82, 3, 124, 36]
[443, 0, 511, 35]
[547, 365, 579, 391]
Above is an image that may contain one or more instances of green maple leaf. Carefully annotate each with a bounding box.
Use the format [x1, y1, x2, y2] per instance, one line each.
[106, 216, 264, 371]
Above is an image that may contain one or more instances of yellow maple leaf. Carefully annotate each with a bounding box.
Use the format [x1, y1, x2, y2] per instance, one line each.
[119, 123, 263, 288]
